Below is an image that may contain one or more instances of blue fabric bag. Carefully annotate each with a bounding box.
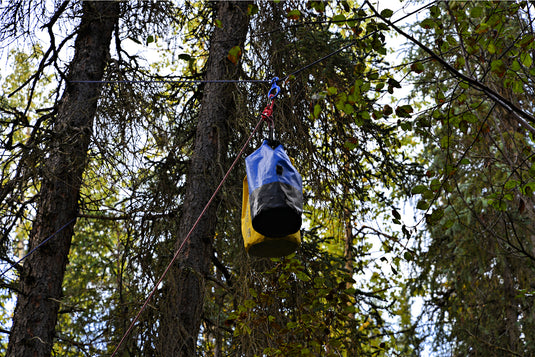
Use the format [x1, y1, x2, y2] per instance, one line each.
[245, 140, 303, 237]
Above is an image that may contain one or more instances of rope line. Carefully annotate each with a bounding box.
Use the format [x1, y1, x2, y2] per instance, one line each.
[0, 218, 76, 279]
[69, 79, 270, 84]
[110, 112, 267, 357]
[69, 39, 357, 87]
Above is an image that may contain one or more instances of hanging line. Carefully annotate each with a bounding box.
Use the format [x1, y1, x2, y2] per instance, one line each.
[70, 39, 357, 86]
[0, 217, 77, 279]
[69, 39, 360, 87]
[69, 79, 271, 84]
[70, 39, 362, 87]
[110, 97, 275, 357]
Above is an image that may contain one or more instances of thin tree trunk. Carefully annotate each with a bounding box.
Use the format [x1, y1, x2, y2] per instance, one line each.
[7, 2, 118, 356]
[158, 2, 250, 355]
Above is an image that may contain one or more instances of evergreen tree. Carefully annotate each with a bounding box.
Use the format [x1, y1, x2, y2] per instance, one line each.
[5, 2, 119, 356]
[406, 2, 535, 355]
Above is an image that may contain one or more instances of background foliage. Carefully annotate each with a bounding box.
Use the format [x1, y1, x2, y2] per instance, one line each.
[1, 1, 535, 356]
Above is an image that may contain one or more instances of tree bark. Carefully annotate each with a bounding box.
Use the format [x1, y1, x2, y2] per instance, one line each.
[7, 2, 119, 356]
[158, 2, 250, 355]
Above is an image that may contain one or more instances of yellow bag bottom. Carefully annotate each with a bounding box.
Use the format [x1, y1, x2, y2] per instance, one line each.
[242, 176, 300, 257]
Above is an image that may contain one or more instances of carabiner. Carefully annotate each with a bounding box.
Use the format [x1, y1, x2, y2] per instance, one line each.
[267, 77, 280, 99]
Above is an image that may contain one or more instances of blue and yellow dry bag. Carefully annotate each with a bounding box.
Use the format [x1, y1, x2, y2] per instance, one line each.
[242, 176, 301, 257]
[245, 140, 303, 238]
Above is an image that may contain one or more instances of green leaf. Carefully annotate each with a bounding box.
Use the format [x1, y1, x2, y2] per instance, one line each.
[247, 4, 259, 16]
[296, 271, 310, 282]
[518, 34, 534, 48]
[227, 46, 242, 65]
[420, 18, 435, 29]
[429, 5, 440, 18]
[146, 35, 155, 45]
[332, 14, 346, 24]
[442, 219, 455, 229]
[387, 77, 402, 88]
[287, 9, 301, 20]
[400, 121, 412, 131]
[522, 182, 535, 196]
[459, 158, 470, 165]
[446, 35, 458, 47]
[458, 120, 468, 134]
[410, 62, 425, 74]
[476, 22, 489, 34]
[491, 59, 506, 76]
[383, 104, 393, 116]
[412, 184, 428, 195]
[441, 41, 450, 53]
[402, 225, 411, 237]
[343, 103, 354, 115]
[416, 200, 429, 210]
[504, 180, 519, 190]
[380, 9, 394, 18]
[430, 178, 441, 192]
[360, 111, 371, 120]
[462, 112, 478, 123]
[215, 19, 223, 28]
[426, 208, 444, 225]
[327, 86, 338, 95]
[512, 80, 524, 94]
[395, 105, 414, 118]
[520, 52, 533, 67]
[313, 103, 322, 118]
[310, 1, 326, 13]
[344, 138, 358, 150]
[470, 6, 483, 18]
[178, 53, 191, 61]
[422, 188, 434, 200]
[511, 59, 521, 71]
[367, 72, 379, 80]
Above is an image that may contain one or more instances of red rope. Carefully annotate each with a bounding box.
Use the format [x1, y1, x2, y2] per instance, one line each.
[110, 114, 267, 357]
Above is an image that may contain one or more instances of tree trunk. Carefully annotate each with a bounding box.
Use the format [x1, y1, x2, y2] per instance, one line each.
[7, 2, 119, 356]
[158, 2, 250, 355]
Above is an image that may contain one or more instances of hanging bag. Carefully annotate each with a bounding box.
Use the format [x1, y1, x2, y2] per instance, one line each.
[241, 176, 301, 257]
[245, 140, 303, 238]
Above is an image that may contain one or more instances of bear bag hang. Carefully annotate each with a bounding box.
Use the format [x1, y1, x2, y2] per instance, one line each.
[241, 139, 303, 257]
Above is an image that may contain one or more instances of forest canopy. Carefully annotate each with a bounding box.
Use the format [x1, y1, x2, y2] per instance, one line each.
[1, 1, 535, 356]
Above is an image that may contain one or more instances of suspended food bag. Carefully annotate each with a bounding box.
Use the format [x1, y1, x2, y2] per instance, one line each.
[245, 140, 303, 237]
[242, 176, 301, 257]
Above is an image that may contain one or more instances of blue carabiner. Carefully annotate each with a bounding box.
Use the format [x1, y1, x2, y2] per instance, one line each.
[267, 77, 280, 99]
